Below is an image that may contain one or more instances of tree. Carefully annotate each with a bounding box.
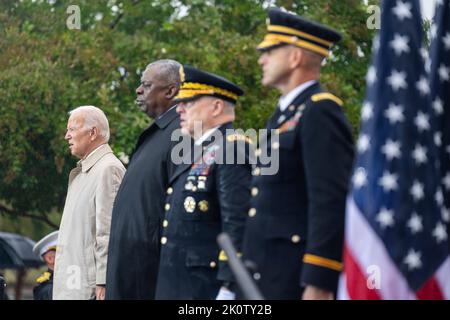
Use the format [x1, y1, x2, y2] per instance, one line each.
[0, 0, 374, 239]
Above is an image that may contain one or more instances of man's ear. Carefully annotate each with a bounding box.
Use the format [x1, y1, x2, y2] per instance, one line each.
[289, 47, 303, 69]
[166, 84, 179, 100]
[211, 99, 224, 117]
[90, 127, 99, 141]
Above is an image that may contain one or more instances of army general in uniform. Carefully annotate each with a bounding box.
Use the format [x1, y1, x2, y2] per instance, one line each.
[242, 8, 354, 300]
[155, 66, 252, 300]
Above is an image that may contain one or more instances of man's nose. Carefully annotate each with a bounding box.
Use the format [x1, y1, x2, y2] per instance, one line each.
[65, 131, 70, 140]
[258, 53, 267, 65]
[136, 85, 143, 95]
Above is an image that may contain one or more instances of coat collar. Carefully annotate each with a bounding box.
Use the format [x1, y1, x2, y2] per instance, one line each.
[79, 144, 113, 173]
[154, 105, 179, 129]
[132, 106, 180, 159]
[275, 82, 322, 128]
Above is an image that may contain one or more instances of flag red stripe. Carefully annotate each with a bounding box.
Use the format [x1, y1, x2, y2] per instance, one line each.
[344, 243, 381, 300]
[416, 277, 444, 300]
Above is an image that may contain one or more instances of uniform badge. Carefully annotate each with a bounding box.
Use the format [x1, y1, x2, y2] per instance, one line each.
[189, 145, 219, 176]
[198, 200, 209, 212]
[184, 196, 196, 213]
[278, 107, 303, 134]
[185, 180, 195, 191]
[277, 114, 286, 124]
[196, 176, 207, 190]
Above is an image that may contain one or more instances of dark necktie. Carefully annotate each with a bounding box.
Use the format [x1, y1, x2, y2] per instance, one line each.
[266, 105, 282, 129]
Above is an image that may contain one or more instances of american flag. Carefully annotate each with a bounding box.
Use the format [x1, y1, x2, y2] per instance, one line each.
[338, 0, 450, 299]
[430, 0, 450, 257]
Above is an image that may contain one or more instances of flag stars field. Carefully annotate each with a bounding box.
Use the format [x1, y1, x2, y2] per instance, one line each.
[415, 76, 430, 95]
[387, 70, 408, 91]
[412, 144, 427, 165]
[414, 111, 430, 131]
[376, 207, 395, 228]
[393, 1, 413, 20]
[366, 66, 377, 85]
[410, 181, 425, 201]
[379, 172, 399, 192]
[390, 34, 410, 56]
[361, 102, 374, 121]
[352, 168, 367, 189]
[432, 222, 448, 243]
[407, 213, 423, 234]
[404, 249, 422, 271]
[385, 103, 405, 124]
[357, 134, 370, 153]
[382, 139, 402, 160]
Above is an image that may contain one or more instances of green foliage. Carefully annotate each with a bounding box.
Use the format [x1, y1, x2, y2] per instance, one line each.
[0, 0, 374, 239]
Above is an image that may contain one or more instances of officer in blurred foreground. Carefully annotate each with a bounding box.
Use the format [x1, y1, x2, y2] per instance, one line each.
[242, 8, 354, 299]
[33, 230, 58, 300]
[155, 65, 252, 300]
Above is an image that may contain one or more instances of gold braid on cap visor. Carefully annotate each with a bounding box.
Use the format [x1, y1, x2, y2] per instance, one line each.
[176, 82, 239, 101]
[257, 25, 334, 56]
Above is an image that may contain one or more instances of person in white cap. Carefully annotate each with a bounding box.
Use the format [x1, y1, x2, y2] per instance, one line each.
[32, 230, 58, 300]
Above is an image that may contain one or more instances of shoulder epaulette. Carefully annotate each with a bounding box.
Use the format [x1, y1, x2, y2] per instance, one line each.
[226, 134, 253, 144]
[311, 93, 343, 107]
[36, 272, 51, 284]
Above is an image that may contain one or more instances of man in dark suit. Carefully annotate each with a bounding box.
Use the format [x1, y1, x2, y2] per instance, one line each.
[106, 59, 182, 299]
[155, 65, 252, 300]
[242, 8, 354, 300]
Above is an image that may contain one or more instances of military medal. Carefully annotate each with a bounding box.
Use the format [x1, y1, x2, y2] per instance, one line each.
[184, 196, 196, 213]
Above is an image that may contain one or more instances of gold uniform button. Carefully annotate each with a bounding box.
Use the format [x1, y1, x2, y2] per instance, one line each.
[248, 208, 256, 217]
[167, 187, 173, 195]
[272, 142, 280, 150]
[253, 167, 261, 176]
[251, 187, 259, 197]
[165, 203, 170, 211]
[192, 186, 198, 192]
[161, 237, 167, 245]
[210, 261, 217, 268]
[163, 220, 169, 228]
[291, 235, 301, 243]
[289, 105, 295, 111]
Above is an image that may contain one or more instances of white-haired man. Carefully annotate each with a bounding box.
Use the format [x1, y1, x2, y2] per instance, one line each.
[53, 106, 125, 300]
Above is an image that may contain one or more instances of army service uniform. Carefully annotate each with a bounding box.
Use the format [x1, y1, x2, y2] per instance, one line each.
[242, 8, 354, 299]
[155, 66, 251, 300]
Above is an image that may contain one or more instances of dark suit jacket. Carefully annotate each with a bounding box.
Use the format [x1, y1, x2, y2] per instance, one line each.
[242, 83, 354, 299]
[106, 107, 181, 300]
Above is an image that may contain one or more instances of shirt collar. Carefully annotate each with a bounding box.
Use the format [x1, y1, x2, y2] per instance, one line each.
[195, 126, 220, 146]
[278, 80, 317, 112]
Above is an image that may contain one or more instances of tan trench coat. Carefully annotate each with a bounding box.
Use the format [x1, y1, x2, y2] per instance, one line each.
[53, 144, 125, 300]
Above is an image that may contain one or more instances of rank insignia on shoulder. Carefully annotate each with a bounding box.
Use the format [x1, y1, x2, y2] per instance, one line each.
[36, 272, 51, 284]
[311, 93, 343, 106]
[227, 134, 253, 144]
